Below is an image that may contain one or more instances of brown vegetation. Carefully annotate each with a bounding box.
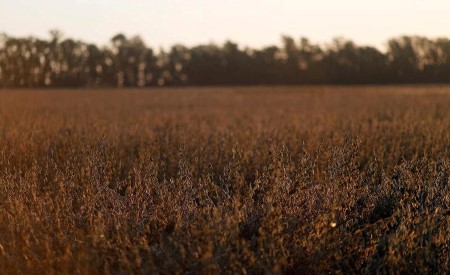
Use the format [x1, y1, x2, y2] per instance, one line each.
[0, 86, 449, 274]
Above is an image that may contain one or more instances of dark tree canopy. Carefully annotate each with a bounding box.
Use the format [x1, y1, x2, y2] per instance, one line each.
[1, 31, 450, 88]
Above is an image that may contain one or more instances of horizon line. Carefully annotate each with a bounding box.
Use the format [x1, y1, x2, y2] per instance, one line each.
[2, 30, 450, 52]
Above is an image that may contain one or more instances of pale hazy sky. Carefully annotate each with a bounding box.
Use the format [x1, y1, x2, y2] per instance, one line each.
[1, 0, 449, 50]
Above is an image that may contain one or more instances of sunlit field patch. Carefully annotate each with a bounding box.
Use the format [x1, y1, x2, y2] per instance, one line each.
[0, 86, 449, 273]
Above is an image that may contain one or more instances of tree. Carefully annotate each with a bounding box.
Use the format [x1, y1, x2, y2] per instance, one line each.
[2, 32, 450, 87]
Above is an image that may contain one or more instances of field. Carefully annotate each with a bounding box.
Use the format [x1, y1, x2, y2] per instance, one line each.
[0, 86, 449, 274]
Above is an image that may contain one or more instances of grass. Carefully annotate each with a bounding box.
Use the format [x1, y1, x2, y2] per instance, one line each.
[0, 86, 449, 274]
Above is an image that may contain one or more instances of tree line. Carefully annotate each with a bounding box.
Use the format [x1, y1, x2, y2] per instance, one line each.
[1, 31, 450, 88]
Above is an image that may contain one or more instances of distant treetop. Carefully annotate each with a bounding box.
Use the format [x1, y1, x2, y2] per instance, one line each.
[1, 31, 450, 88]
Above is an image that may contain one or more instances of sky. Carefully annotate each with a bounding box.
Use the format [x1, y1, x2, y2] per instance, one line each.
[1, 0, 450, 50]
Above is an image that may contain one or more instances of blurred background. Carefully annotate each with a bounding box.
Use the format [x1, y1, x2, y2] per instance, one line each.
[1, 0, 450, 87]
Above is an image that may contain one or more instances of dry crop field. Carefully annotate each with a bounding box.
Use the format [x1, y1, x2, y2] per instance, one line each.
[0, 86, 449, 274]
